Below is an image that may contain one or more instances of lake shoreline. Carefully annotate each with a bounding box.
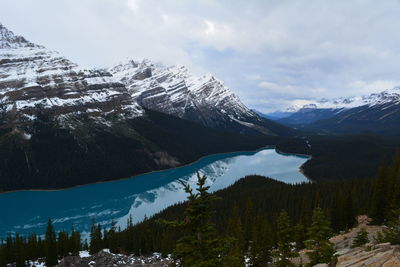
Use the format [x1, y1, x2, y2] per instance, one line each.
[0, 145, 311, 195]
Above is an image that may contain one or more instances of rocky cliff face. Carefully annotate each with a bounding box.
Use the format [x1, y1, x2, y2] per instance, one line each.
[0, 23, 142, 133]
[0, 22, 289, 136]
[110, 60, 282, 134]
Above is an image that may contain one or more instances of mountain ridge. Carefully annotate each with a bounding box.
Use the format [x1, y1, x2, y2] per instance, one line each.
[0, 23, 295, 192]
[268, 86, 400, 135]
[0, 23, 291, 136]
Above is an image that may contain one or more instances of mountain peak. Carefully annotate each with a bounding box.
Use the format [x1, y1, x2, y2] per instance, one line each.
[0, 23, 39, 49]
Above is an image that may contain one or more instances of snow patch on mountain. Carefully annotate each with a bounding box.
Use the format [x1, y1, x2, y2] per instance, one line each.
[284, 86, 400, 113]
[110, 59, 260, 130]
[0, 23, 143, 131]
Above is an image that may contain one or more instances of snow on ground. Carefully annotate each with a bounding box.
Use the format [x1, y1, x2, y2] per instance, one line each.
[79, 250, 91, 258]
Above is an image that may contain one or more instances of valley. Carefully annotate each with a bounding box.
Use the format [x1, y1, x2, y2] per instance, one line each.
[0, 147, 308, 237]
[1, 10, 400, 267]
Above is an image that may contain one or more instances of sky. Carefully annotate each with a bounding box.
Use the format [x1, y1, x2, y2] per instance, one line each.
[1, 0, 400, 112]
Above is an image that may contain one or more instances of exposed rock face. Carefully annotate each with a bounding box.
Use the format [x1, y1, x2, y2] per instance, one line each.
[110, 60, 281, 134]
[336, 243, 400, 267]
[291, 216, 400, 267]
[0, 23, 142, 132]
[0, 23, 290, 136]
[329, 216, 400, 267]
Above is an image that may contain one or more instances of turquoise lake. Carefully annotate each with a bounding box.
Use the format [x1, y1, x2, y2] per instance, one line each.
[0, 147, 310, 237]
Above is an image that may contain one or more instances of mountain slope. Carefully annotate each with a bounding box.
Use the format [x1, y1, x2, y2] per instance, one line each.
[0, 23, 292, 192]
[0, 23, 143, 134]
[0, 109, 276, 192]
[272, 87, 400, 135]
[110, 60, 293, 135]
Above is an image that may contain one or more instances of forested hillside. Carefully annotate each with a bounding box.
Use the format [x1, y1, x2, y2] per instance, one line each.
[2, 152, 400, 266]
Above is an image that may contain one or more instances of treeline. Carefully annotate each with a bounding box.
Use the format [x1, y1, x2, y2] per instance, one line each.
[0, 220, 81, 266]
[1, 152, 400, 266]
[0, 109, 276, 192]
[2, 107, 400, 193]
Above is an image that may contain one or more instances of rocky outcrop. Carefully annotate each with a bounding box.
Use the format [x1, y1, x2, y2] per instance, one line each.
[291, 216, 400, 267]
[335, 243, 400, 267]
[56, 250, 172, 267]
[329, 216, 400, 267]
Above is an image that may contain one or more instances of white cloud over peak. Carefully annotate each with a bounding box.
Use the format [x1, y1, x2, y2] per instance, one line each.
[2, 0, 400, 112]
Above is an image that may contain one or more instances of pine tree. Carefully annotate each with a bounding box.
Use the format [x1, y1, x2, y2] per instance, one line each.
[82, 240, 89, 251]
[273, 210, 298, 267]
[351, 228, 369, 248]
[26, 233, 38, 260]
[224, 209, 245, 267]
[89, 222, 103, 254]
[125, 214, 135, 252]
[14, 233, 26, 267]
[104, 219, 118, 253]
[161, 172, 230, 267]
[248, 214, 272, 267]
[293, 222, 306, 250]
[69, 225, 82, 256]
[378, 210, 400, 245]
[304, 207, 335, 266]
[371, 166, 390, 224]
[45, 219, 58, 266]
[4, 235, 13, 264]
[57, 230, 69, 257]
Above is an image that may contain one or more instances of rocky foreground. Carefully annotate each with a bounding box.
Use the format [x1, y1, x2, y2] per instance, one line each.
[14, 216, 400, 267]
[55, 250, 173, 267]
[293, 215, 400, 267]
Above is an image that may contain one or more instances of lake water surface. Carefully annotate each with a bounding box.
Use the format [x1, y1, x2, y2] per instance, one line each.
[0, 147, 310, 237]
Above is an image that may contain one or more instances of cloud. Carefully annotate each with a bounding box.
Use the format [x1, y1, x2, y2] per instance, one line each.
[1, 0, 400, 112]
[348, 80, 400, 95]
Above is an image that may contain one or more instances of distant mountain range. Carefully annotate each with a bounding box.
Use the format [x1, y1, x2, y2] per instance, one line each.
[265, 87, 400, 135]
[0, 23, 293, 191]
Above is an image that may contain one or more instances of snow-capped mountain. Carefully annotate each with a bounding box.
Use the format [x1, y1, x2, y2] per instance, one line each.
[0, 22, 289, 136]
[0, 23, 291, 192]
[273, 87, 400, 135]
[109, 59, 287, 135]
[285, 87, 400, 113]
[0, 23, 143, 132]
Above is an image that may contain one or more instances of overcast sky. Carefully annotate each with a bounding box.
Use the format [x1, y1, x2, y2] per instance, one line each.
[1, 0, 400, 112]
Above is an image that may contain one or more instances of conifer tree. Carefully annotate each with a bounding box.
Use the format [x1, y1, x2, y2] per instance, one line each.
[304, 207, 335, 266]
[351, 228, 369, 248]
[225, 209, 245, 267]
[14, 233, 26, 267]
[104, 219, 118, 253]
[57, 230, 69, 257]
[378, 210, 400, 245]
[45, 219, 58, 266]
[371, 166, 390, 224]
[273, 210, 298, 267]
[82, 240, 89, 251]
[69, 225, 82, 256]
[161, 172, 230, 267]
[26, 233, 38, 260]
[4, 235, 13, 264]
[293, 222, 306, 250]
[89, 222, 103, 254]
[248, 214, 272, 267]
